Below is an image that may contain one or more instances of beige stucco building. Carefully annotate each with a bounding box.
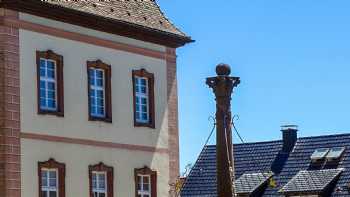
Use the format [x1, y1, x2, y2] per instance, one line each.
[0, 1, 192, 197]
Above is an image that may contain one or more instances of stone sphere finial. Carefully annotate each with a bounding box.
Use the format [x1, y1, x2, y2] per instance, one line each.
[216, 63, 231, 76]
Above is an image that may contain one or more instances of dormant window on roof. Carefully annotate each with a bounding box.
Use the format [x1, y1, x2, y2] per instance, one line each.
[310, 148, 330, 161]
[89, 163, 114, 197]
[326, 147, 346, 161]
[132, 69, 155, 128]
[87, 60, 112, 122]
[36, 50, 64, 116]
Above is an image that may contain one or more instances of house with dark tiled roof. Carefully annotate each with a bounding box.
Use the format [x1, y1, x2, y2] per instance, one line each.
[181, 126, 350, 197]
[0, 0, 192, 197]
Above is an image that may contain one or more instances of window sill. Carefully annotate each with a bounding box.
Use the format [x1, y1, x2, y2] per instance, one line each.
[89, 116, 112, 123]
[38, 110, 64, 117]
[134, 122, 155, 129]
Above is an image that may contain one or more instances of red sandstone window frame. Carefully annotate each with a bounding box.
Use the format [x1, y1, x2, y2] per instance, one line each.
[36, 50, 64, 116]
[89, 162, 114, 197]
[134, 166, 157, 197]
[38, 158, 66, 197]
[87, 60, 112, 122]
[132, 69, 155, 128]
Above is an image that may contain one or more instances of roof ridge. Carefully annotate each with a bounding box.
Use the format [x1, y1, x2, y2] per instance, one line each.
[205, 132, 350, 147]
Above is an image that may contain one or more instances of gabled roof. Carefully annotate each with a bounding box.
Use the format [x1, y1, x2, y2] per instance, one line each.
[181, 133, 350, 196]
[0, 0, 193, 47]
[279, 169, 343, 194]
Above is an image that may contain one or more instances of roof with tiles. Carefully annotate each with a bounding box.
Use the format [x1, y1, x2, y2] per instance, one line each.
[44, 0, 187, 37]
[181, 133, 350, 197]
[0, 0, 192, 47]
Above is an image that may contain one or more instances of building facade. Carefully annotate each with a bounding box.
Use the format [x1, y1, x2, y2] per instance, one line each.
[0, 1, 192, 197]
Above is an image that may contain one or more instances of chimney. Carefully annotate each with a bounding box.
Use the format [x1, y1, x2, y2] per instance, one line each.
[281, 125, 298, 153]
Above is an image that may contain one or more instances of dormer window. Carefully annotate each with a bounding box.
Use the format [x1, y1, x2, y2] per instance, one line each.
[36, 50, 64, 116]
[87, 60, 112, 122]
[132, 69, 155, 128]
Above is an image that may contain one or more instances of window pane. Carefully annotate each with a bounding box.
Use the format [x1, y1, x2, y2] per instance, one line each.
[48, 99, 56, 108]
[141, 98, 147, 105]
[40, 68, 46, 77]
[143, 176, 150, 184]
[47, 69, 55, 79]
[136, 112, 140, 120]
[94, 192, 98, 197]
[99, 193, 106, 197]
[42, 177, 48, 187]
[40, 88, 46, 97]
[97, 90, 104, 98]
[41, 191, 48, 197]
[48, 82, 55, 91]
[143, 183, 149, 191]
[40, 98, 46, 108]
[142, 113, 148, 121]
[142, 105, 148, 113]
[47, 61, 55, 70]
[49, 170, 56, 178]
[49, 191, 57, 197]
[96, 78, 103, 87]
[96, 70, 103, 78]
[49, 178, 57, 187]
[48, 91, 55, 99]
[141, 86, 147, 94]
[40, 81, 46, 89]
[90, 90, 96, 97]
[40, 59, 46, 68]
[90, 105, 97, 115]
[141, 78, 146, 86]
[97, 98, 104, 107]
[97, 107, 105, 116]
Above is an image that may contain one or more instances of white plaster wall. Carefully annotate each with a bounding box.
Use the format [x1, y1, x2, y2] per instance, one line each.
[21, 139, 170, 197]
[19, 29, 169, 149]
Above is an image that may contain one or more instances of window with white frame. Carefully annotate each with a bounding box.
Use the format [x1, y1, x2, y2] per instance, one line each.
[92, 171, 107, 197]
[41, 168, 58, 197]
[137, 174, 151, 197]
[89, 68, 106, 118]
[134, 77, 149, 123]
[39, 58, 57, 111]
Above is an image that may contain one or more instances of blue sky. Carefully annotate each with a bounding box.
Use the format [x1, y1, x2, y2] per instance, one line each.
[158, 0, 350, 172]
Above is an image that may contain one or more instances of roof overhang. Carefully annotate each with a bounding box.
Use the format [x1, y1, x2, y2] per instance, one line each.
[0, 0, 194, 48]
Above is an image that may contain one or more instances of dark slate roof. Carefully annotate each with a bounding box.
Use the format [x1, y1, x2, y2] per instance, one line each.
[235, 172, 273, 195]
[181, 133, 350, 197]
[44, 0, 186, 37]
[279, 169, 343, 194]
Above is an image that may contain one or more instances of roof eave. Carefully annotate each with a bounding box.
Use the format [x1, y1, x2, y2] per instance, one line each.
[0, 0, 194, 48]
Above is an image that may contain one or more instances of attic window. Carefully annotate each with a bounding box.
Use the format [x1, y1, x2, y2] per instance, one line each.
[310, 148, 330, 161]
[326, 147, 346, 160]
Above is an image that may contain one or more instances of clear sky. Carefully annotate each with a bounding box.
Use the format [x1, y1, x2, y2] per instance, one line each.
[158, 0, 350, 173]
